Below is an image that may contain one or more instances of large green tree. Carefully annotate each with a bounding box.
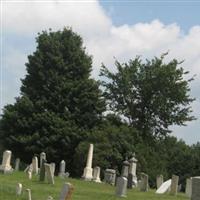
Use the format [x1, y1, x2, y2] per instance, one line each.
[100, 54, 195, 138]
[0, 28, 105, 167]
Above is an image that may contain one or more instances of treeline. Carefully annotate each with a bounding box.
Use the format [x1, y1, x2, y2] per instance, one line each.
[0, 28, 198, 190]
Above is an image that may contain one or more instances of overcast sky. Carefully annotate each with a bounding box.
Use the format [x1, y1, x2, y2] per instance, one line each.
[1, 0, 200, 145]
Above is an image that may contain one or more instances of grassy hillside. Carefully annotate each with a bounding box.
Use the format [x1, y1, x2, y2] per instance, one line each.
[0, 172, 189, 200]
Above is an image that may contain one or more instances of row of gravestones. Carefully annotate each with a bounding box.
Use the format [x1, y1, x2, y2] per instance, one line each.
[1, 148, 200, 200]
[15, 182, 74, 200]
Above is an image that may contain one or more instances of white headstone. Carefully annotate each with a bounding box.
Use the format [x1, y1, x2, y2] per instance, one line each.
[128, 156, 138, 187]
[40, 152, 46, 167]
[140, 173, 148, 192]
[16, 183, 22, 196]
[59, 160, 66, 177]
[92, 166, 101, 183]
[26, 189, 32, 200]
[156, 179, 171, 194]
[0, 150, 13, 173]
[32, 156, 39, 175]
[28, 171, 32, 180]
[82, 144, 93, 180]
[59, 182, 74, 200]
[50, 162, 56, 175]
[191, 176, 200, 200]
[115, 177, 127, 197]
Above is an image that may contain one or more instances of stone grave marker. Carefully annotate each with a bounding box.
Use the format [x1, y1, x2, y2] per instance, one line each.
[185, 178, 192, 198]
[39, 158, 46, 181]
[156, 179, 171, 194]
[15, 158, 20, 171]
[44, 163, 55, 184]
[0, 150, 13, 173]
[92, 166, 101, 183]
[191, 176, 200, 200]
[32, 156, 39, 175]
[156, 175, 163, 189]
[59, 160, 66, 178]
[140, 173, 148, 192]
[26, 189, 32, 200]
[116, 176, 127, 197]
[170, 175, 179, 195]
[16, 183, 22, 196]
[59, 182, 74, 200]
[121, 160, 130, 178]
[104, 169, 116, 185]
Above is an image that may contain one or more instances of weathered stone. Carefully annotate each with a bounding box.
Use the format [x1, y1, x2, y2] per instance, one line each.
[15, 158, 20, 171]
[156, 179, 171, 194]
[59, 160, 66, 178]
[92, 166, 101, 183]
[59, 182, 74, 200]
[170, 175, 179, 195]
[16, 183, 22, 195]
[82, 144, 93, 181]
[116, 177, 127, 197]
[40, 152, 46, 167]
[191, 176, 200, 200]
[185, 178, 192, 198]
[140, 173, 148, 192]
[128, 156, 138, 187]
[44, 163, 54, 184]
[28, 171, 32, 180]
[0, 150, 13, 173]
[156, 175, 163, 189]
[50, 162, 56, 175]
[39, 158, 46, 181]
[104, 169, 116, 185]
[32, 156, 39, 175]
[121, 160, 130, 178]
[26, 189, 32, 200]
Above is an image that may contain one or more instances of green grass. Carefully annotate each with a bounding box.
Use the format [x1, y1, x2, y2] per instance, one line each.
[0, 172, 189, 200]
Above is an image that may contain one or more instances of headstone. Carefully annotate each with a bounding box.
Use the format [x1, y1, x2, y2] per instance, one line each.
[59, 160, 66, 177]
[28, 170, 32, 180]
[104, 169, 116, 185]
[44, 163, 54, 184]
[82, 144, 93, 181]
[32, 156, 39, 175]
[0, 150, 13, 173]
[191, 176, 200, 200]
[156, 175, 163, 189]
[50, 162, 56, 175]
[121, 160, 130, 178]
[26, 189, 32, 200]
[156, 179, 171, 194]
[170, 175, 179, 195]
[115, 177, 127, 197]
[40, 152, 46, 167]
[15, 158, 20, 171]
[92, 166, 101, 183]
[47, 196, 54, 200]
[39, 158, 46, 181]
[185, 178, 192, 198]
[59, 182, 74, 200]
[140, 173, 148, 192]
[128, 156, 138, 188]
[16, 183, 22, 196]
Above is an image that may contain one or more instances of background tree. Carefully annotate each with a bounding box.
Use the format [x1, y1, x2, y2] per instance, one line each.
[100, 55, 195, 138]
[0, 28, 105, 170]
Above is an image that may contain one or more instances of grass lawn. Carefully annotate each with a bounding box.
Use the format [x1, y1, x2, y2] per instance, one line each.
[0, 171, 189, 200]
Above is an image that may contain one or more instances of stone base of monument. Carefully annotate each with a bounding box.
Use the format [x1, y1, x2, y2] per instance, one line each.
[93, 177, 101, 183]
[82, 167, 93, 181]
[0, 165, 13, 174]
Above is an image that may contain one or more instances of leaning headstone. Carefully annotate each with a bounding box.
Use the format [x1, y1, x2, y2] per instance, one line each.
[170, 175, 179, 195]
[128, 156, 138, 188]
[156, 175, 163, 189]
[140, 173, 148, 192]
[16, 183, 22, 196]
[156, 179, 171, 194]
[59, 182, 74, 200]
[104, 169, 116, 185]
[82, 144, 94, 181]
[50, 162, 56, 175]
[26, 189, 32, 200]
[115, 177, 127, 197]
[15, 158, 20, 171]
[44, 163, 54, 184]
[191, 176, 200, 200]
[0, 150, 13, 173]
[121, 160, 130, 178]
[92, 166, 101, 183]
[185, 178, 192, 197]
[39, 158, 46, 181]
[32, 156, 39, 175]
[59, 160, 66, 178]
[40, 152, 46, 167]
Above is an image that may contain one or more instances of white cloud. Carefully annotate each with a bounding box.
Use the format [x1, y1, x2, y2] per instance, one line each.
[2, 0, 200, 144]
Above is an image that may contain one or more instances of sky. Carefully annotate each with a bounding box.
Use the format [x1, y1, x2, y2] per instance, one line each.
[1, 0, 200, 145]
